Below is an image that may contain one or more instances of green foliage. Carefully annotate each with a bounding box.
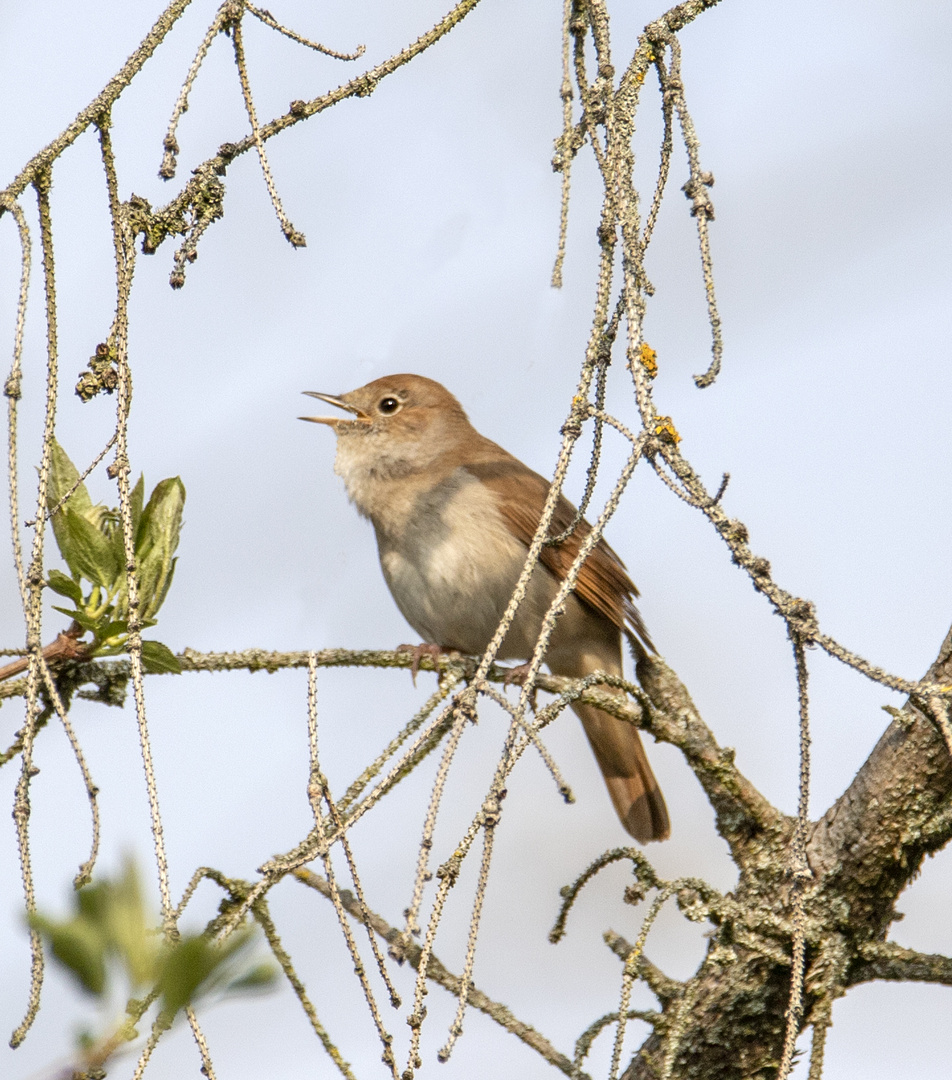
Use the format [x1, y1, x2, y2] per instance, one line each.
[29, 860, 276, 1033]
[44, 440, 185, 673]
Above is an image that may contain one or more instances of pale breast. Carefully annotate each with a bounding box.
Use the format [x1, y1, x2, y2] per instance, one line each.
[376, 468, 556, 655]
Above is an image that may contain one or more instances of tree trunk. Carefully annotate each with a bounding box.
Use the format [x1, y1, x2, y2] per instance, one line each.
[623, 627, 952, 1079]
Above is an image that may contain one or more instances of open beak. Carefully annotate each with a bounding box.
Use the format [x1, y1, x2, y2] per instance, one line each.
[299, 391, 371, 427]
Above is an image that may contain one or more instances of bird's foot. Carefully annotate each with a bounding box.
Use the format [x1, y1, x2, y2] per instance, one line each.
[502, 662, 532, 687]
[502, 662, 539, 711]
[397, 642, 455, 685]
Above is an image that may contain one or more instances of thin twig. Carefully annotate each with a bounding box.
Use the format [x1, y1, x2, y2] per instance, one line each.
[2, 0, 197, 202]
[231, 13, 306, 247]
[402, 692, 474, 934]
[551, 0, 578, 288]
[159, 3, 228, 179]
[304, 656, 398, 1078]
[25, 432, 118, 527]
[9, 170, 61, 1049]
[38, 660, 100, 888]
[1, 196, 31, 612]
[294, 868, 587, 1078]
[251, 892, 357, 1078]
[246, 4, 365, 60]
[610, 886, 677, 1080]
[143, 0, 486, 284]
[438, 797, 500, 1062]
[776, 636, 814, 1080]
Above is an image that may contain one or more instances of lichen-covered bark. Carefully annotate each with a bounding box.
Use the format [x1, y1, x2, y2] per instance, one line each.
[622, 628, 952, 1080]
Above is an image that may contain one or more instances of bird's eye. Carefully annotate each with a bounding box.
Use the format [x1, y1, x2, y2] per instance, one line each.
[378, 397, 400, 415]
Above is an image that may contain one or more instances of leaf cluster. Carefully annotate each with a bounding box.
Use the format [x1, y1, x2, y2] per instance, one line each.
[44, 440, 185, 673]
[30, 860, 275, 1035]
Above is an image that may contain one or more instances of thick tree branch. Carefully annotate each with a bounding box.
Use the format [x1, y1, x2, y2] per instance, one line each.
[808, 622, 952, 935]
[634, 655, 787, 867]
[849, 941, 952, 987]
[623, 625, 952, 1080]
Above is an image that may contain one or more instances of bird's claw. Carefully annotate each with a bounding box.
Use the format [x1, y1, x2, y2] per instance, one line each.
[503, 663, 538, 711]
[397, 642, 451, 685]
[503, 662, 532, 687]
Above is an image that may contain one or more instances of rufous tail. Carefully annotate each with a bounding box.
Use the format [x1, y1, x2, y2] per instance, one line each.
[571, 698, 670, 842]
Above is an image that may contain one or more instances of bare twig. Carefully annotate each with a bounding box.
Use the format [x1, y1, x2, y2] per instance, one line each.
[776, 637, 815, 1080]
[159, 4, 228, 179]
[603, 931, 684, 1004]
[230, 12, 306, 247]
[140, 0, 486, 284]
[1, 0, 196, 203]
[246, 4, 365, 60]
[294, 868, 587, 1079]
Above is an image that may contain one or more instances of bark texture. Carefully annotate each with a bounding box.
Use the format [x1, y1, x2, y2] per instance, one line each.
[621, 628, 952, 1080]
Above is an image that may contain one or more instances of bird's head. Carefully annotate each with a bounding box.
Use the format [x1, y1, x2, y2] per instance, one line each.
[301, 374, 474, 492]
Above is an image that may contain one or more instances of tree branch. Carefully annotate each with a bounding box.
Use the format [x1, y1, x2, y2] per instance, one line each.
[623, 625, 952, 1080]
[292, 868, 588, 1080]
[1, 0, 195, 203]
[634, 655, 787, 866]
[1, 645, 776, 866]
[849, 941, 952, 987]
[0, 624, 88, 683]
[808, 622, 952, 936]
[137, 0, 485, 280]
[603, 929, 684, 1005]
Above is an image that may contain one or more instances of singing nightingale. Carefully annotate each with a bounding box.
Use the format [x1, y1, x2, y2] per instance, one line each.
[301, 374, 670, 842]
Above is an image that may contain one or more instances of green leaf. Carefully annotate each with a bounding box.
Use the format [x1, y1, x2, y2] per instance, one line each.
[34, 860, 272, 1036]
[47, 441, 93, 568]
[151, 557, 177, 616]
[136, 477, 185, 556]
[75, 881, 107, 922]
[47, 439, 93, 516]
[30, 912, 107, 996]
[93, 643, 129, 658]
[156, 925, 265, 1025]
[157, 935, 223, 1019]
[136, 478, 185, 620]
[104, 859, 157, 988]
[225, 962, 277, 994]
[47, 568, 83, 604]
[140, 640, 182, 674]
[30, 860, 169, 1006]
[62, 508, 120, 589]
[109, 517, 127, 584]
[52, 606, 100, 632]
[96, 620, 130, 643]
[135, 560, 160, 622]
[130, 474, 145, 541]
[74, 860, 158, 989]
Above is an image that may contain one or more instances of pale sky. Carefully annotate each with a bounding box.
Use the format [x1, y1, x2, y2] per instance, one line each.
[2, 2, 951, 1078]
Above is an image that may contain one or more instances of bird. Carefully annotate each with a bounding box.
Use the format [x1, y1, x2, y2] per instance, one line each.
[300, 374, 670, 843]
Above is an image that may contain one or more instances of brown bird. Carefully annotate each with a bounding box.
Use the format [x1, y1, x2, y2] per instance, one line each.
[301, 374, 670, 842]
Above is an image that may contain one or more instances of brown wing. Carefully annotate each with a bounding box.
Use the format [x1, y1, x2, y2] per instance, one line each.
[464, 456, 655, 654]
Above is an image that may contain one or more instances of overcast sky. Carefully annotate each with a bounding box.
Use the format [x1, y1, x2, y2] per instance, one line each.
[2, 1, 952, 1078]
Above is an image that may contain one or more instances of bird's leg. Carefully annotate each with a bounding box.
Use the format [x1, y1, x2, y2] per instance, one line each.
[397, 642, 456, 685]
[502, 662, 539, 712]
